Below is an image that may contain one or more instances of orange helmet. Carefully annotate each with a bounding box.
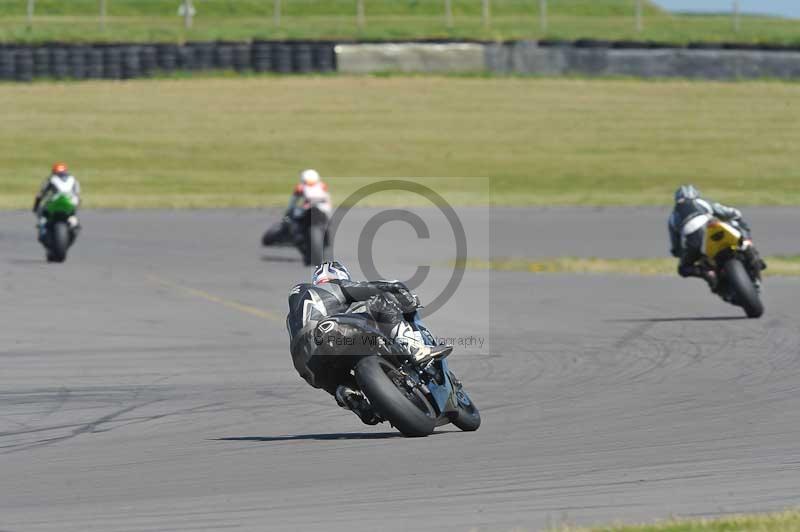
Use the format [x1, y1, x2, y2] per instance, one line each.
[52, 162, 69, 176]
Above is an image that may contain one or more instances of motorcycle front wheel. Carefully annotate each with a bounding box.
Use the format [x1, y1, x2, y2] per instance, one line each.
[355, 356, 436, 437]
[47, 221, 70, 263]
[306, 223, 325, 266]
[451, 386, 481, 432]
[261, 221, 286, 247]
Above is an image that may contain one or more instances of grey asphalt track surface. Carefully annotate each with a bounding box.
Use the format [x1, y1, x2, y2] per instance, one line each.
[2, 208, 800, 532]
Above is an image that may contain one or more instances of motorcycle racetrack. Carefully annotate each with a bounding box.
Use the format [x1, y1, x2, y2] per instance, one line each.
[2, 207, 800, 531]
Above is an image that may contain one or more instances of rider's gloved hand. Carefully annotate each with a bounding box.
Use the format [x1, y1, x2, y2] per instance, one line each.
[394, 288, 419, 312]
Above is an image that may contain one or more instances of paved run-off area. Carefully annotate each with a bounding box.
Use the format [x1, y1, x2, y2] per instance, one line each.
[1, 208, 799, 531]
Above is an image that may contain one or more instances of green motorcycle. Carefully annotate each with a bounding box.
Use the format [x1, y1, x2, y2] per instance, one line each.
[40, 192, 79, 263]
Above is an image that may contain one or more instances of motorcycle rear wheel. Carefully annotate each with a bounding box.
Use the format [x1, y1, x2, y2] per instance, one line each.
[355, 356, 436, 437]
[724, 258, 764, 318]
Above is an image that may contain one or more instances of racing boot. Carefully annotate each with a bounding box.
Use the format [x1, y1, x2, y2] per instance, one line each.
[335, 385, 381, 425]
[679, 263, 718, 293]
[391, 321, 453, 366]
[700, 268, 719, 293]
[68, 215, 81, 243]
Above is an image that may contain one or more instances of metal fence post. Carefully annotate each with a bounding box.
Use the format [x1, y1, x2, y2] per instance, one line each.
[540, 0, 547, 33]
[732, 0, 740, 33]
[482, 0, 490, 29]
[26, 0, 35, 30]
[357, 0, 365, 30]
[100, 0, 107, 31]
[444, 0, 453, 29]
[635, 0, 643, 33]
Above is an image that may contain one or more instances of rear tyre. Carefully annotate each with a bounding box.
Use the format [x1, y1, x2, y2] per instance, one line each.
[724, 258, 764, 318]
[355, 356, 436, 437]
[49, 222, 69, 263]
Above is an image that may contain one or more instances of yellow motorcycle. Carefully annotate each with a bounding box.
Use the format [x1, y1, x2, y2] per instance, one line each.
[701, 217, 764, 318]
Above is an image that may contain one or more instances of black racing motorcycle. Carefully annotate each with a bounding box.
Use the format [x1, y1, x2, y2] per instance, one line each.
[262, 204, 329, 266]
[313, 310, 481, 437]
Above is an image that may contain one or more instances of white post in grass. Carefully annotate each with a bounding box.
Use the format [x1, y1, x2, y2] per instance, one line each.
[445, 0, 453, 29]
[26, 0, 35, 30]
[539, 0, 547, 33]
[182, 0, 194, 29]
[357, 0, 365, 30]
[732, 0, 741, 33]
[99, 0, 107, 31]
[635, 0, 643, 33]
[482, 0, 490, 29]
[274, 0, 281, 27]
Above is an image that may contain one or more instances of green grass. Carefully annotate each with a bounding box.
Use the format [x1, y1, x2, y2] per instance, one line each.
[555, 509, 800, 531]
[2, 76, 800, 209]
[466, 256, 800, 276]
[0, 0, 798, 45]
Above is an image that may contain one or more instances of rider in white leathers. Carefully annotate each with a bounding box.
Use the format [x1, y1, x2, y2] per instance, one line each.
[32, 162, 82, 241]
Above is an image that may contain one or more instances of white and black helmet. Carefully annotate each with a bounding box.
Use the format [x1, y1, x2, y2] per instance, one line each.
[675, 184, 700, 203]
[312, 261, 351, 285]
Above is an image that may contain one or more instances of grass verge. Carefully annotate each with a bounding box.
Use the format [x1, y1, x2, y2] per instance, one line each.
[0, 1, 798, 45]
[555, 509, 800, 531]
[468, 256, 800, 277]
[2, 76, 799, 209]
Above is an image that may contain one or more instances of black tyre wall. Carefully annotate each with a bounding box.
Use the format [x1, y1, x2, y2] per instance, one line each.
[0, 49, 15, 80]
[86, 48, 104, 79]
[215, 44, 235, 70]
[5, 41, 338, 81]
[293, 43, 313, 73]
[122, 46, 141, 79]
[252, 42, 273, 72]
[233, 44, 251, 72]
[50, 47, 69, 79]
[68, 46, 87, 80]
[314, 43, 336, 72]
[103, 46, 122, 79]
[140, 46, 157, 77]
[15, 49, 33, 81]
[33, 47, 50, 77]
[273, 44, 292, 73]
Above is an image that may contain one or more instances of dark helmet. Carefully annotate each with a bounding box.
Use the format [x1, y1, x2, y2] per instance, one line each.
[52, 162, 69, 178]
[674, 184, 699, 203]
[312, 261, 351, 286]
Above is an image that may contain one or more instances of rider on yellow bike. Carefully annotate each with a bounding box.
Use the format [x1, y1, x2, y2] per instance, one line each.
[668, 185, 766, 291]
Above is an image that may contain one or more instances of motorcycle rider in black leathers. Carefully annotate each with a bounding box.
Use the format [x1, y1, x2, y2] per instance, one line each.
[286, 261, 451, 424]
[669, 185, 766, 290]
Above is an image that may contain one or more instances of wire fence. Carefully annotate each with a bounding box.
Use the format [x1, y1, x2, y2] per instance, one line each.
[14, 0, 749, 35]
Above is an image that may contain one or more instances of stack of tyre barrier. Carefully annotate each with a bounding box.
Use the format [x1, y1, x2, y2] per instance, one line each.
[0, 41, 337, 82]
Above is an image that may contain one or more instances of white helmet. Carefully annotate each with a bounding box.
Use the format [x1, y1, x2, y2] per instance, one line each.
[300, 169, 321, 186]
[312, 261, 351, 286]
